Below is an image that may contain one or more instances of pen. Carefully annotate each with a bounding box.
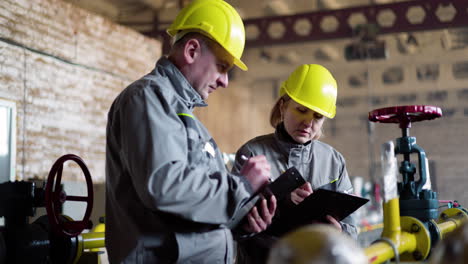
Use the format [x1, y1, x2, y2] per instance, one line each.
[241, 155, 272, 182]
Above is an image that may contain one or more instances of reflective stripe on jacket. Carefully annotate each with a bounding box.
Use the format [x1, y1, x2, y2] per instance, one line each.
[105, 57, 253, 263]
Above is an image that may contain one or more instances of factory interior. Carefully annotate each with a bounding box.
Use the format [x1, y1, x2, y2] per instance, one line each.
[1, 0, 468, 263]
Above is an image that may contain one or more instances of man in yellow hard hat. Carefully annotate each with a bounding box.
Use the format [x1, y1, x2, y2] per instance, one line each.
[105, 0, 276, 263]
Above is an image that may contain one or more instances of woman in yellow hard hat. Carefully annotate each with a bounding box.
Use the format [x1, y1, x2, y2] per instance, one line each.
[232, 64, 358, 264]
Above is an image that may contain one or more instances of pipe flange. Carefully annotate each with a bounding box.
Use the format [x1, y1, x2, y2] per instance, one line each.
[438, 208, 468, 223]
[400, 216, 431, 261]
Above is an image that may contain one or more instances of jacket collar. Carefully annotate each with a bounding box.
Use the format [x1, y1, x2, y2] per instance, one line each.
[156, 57, 207, 109]
[274, 123, 312, 152]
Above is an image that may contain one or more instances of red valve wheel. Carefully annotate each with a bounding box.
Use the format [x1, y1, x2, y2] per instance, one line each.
[45, 154, 94, 237]
[368, 105, 442, 128]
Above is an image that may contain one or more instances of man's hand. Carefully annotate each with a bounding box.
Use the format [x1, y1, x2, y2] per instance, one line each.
[239, 155, 271, 192]
[291, 182, 313, 205]
[242, 195, 277, 233]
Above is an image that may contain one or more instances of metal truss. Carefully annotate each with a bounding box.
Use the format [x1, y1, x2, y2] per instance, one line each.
[148, 0, 468, 52]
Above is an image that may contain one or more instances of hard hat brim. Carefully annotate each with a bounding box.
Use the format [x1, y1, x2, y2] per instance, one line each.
[289, 92, 336, 119]
[234, 57, 248, 71]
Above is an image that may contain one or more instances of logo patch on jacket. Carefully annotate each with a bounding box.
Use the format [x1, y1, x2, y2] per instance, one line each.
[203, 141, 216, 158]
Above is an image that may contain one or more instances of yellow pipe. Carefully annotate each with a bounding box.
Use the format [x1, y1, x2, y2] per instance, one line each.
[81, 232, 105, 249]
[382, 198, 401, 240]
[365, 198, 420, 264]
[366, 202, 468, 263]
[366, 198, 401, 263]
[365, 241, 394, 263]
[89, 223, 106, 252]
[93, 223, 105, 233]
[437, 208, 468, 239]
[73, 232, 105, 264]
[72, 222, 106, 264]
[438, 219, 462, 237]
[365, 232, 416, 263]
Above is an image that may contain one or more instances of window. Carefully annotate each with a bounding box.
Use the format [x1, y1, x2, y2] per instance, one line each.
[427, 91, 447, 102]
[348, 72, 368, 88]
[453, 61, 468, 79]
[0, 99, 16, 183]
[417, 64, 439, 81]
[382, 66, 404, 84]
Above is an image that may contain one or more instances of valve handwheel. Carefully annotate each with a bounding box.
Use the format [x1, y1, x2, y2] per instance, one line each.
[45, 154, 94, 237]
[368, 105, 442, 128]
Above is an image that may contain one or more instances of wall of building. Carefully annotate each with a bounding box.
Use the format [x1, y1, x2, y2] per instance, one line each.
[198, 29, 468, 207]
[1, 0, 161, 232]
[0, 0, 161, 184]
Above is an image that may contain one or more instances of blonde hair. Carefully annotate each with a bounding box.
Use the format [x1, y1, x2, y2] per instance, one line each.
[270, 95, 290, 128]
[269, 94, 324, 140]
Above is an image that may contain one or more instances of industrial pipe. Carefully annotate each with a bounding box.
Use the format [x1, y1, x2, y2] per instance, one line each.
[365, 198, 421, 263]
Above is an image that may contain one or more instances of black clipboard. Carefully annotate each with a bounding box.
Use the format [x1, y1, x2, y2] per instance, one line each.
[271, 188, 369, 235]
[296, 188, 369, 222]
[227, 167, 305, 228]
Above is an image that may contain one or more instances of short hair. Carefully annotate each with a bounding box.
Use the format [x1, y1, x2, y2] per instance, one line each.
[171, 31, 217, 55]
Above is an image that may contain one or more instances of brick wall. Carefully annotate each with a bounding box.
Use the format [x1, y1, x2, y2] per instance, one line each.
[0, 0, 161, 183]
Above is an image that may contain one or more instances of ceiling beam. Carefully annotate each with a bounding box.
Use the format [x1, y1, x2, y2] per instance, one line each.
[242, 0, 468, 47]
[139, 0, 165, 10]
[148, 0, 468, 53]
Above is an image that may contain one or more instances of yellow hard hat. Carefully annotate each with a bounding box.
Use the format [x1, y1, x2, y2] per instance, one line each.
[167, 0, 248, 71]
[280, 64, 337, 118]
[267, 224, 367, 264]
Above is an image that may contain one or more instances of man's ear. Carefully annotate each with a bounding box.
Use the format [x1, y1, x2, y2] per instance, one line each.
[183, 38, 202, 64]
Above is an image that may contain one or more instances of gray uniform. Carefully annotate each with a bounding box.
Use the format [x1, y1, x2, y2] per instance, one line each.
[232, 127, 358, 237]
[106, 57, 253, 264]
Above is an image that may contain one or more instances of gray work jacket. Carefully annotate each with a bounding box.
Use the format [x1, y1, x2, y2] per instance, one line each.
[232, 126, 358, 238]
[105, 57, 253, 263]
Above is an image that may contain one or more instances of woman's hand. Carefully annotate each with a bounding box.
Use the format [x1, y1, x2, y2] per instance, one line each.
[242, 195, 277, 233]
[325, 215, 342, 231]
[290, 182, 313, 205]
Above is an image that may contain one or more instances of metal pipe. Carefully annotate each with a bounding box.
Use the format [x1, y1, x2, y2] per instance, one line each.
[438, 219, 463, 237]
[365, 232, 416, 263]
[382, 198, 401, 239]
[365, 198, 419, 263]
[81, 232, 105, 249]
[437, 209, 467, 239]
[366, 198, 402, 263]
[366, 201, 468, 263]
[72, 232, 105, 264]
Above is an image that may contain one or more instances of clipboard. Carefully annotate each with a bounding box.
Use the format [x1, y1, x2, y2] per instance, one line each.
[271, 188, 369, 235]
[227, 167, 306, 228]
[295, 188, 369, 222]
